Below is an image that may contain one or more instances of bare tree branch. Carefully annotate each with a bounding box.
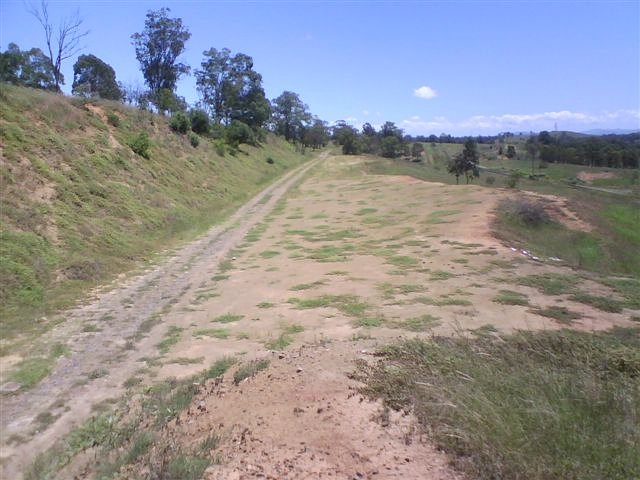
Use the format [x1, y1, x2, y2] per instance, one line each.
[27, 0, 89, 92]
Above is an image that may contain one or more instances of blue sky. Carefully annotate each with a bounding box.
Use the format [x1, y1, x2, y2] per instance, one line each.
[1, 0, 639, 135]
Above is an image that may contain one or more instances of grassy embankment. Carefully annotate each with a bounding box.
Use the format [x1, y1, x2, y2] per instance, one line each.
[0, 84, 309, 346]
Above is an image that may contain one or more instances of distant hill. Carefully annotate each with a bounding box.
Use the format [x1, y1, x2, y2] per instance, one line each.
[0, 84, 308, 333]
[582, 128, 640, 135]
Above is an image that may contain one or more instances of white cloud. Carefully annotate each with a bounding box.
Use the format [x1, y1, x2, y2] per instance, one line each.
[362, 110, 370, 116]
[402, 109, 640, 135]
[414, 85, 438, 99]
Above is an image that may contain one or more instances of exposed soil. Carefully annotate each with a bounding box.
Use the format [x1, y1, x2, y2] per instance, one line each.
[1, 153, 636, 479]
[577, 171, 616, 182]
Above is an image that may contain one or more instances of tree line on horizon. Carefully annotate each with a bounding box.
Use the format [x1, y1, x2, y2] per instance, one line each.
[0, 3, 637, 168]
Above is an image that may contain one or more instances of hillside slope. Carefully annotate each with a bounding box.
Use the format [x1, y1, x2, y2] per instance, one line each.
[0, 85, 309, 342]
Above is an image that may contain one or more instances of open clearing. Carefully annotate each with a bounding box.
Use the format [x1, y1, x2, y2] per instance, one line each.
[2, 153, 637, 479]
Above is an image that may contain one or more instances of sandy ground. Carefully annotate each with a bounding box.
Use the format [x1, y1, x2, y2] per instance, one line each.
[1, 153, 637, 479]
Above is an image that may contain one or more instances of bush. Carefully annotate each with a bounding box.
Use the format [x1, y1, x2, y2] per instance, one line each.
[129, 132, 150, 159]
[485, 176, 496, 185]
[225, 120, 255, 147]
[266, 156, 275, 165]
[499, 197, 550, 225]
[189, 109, 210, 134]
[106, 112, 120, 128]
[506, 170, 523, 188]
[213, 139, 225, 156]
[189, 133, 199, 148]
[170, 112, 190, 134]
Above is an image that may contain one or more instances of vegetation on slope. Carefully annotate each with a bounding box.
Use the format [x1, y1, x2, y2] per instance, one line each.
[356, 328, 640, 480]
[0, 84, 309, 340]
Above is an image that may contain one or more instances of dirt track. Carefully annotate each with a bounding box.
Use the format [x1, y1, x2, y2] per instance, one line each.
[2, 153, 636, 479]
[0, 153, 325, 478]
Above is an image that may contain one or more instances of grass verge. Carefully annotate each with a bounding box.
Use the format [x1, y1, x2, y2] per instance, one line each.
[355, 328, 640, 480]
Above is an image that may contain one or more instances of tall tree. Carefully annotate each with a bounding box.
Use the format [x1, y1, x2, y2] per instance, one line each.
[72, 54, 121, 100]
[525, 136, 538, 175]
[0, 43, 23, 84]
[271, 91, 311, 142]
[0, 43, 57, 90]
[411, 142, 424, 162]
[131, 8, 190, 111]
[196, 48, 269, 128]
[303, 118, 329, 149]
[28, 0, 89, 92]
[448, 139, 480, 184]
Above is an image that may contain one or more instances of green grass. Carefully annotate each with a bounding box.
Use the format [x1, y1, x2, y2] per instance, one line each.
[290, 280, 326, 291]
[429, 270, 454, 281]
[193, 328, 230, 339]
[356, 207, 378, 216]
[25, 356, 235, 479]
[10, 341, 70, 390]
[257, 301, 275, 308]
[494, 192, 640, 277]
[378, 282, 424, 298]
[493, 290, 529, 306]
[167, 456, 210, 480]
[282, 323, 305, 334]
[260, 250, 281, 259]
[356, 328, 640, 480]
[391, 314, 440, 332]
[288, 294, 370, 317]
[264, 334, 293, 350]
[386, 255, 419, 268]
[516, 273, 578, 295]
[430, 296, 473, 306]
[156, 326, 183, 354]
[10, 357, 52, 390]
[569, 292, 625, 313]
[204, 357, 237, 380]
[423, 209, 462, 224]
[305, 244, 355, 262]
[0, 84, 309, 344]
[233, 359, 270, 384]
[529, 305, 582, 324]
[212, 313, 244, 323]
[355, 316, 385, 328]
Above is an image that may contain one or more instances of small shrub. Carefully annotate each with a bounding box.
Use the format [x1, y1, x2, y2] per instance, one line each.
[233, 359, 269, 384]
[225, 120, 255, 147]
[266, 156, 275, 164]
[189, 133, 199, 148]
[189, 109, 210, 134]
[106, 112, 120, 127]
[213, 139, 225, 156]
[506, 170, 523, 188]
[485, 175, 496, 185]
[129, 132, 150, 159]
[500, 198, 550, 225]
[170, 112, 190, 134]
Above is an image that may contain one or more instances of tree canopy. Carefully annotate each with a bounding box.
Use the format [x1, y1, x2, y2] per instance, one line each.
[131, 8, 191, 111]
[271, 91, 311, 142]
[0, 43, 57, 90]
[195, 48, 269, 128]
[448, 139, 480, 184]
[72, 54, 121, 100]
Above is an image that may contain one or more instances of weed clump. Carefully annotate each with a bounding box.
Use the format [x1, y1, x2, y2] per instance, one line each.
[499, 197, 550, 225]
[128, 131, 150, 158]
